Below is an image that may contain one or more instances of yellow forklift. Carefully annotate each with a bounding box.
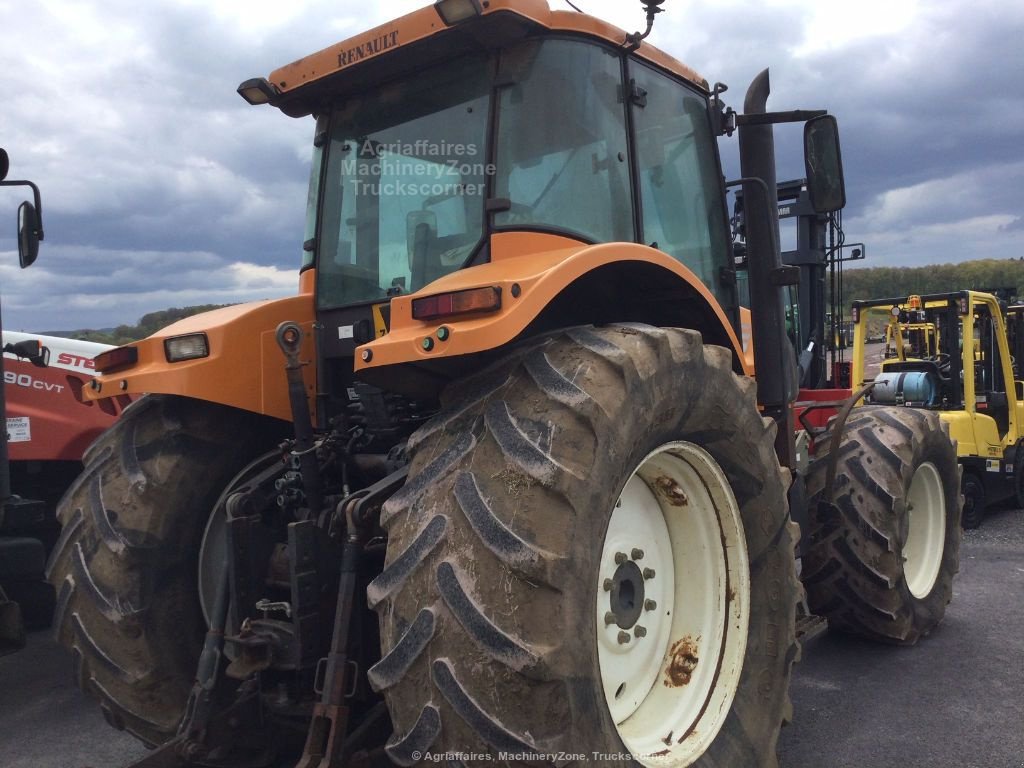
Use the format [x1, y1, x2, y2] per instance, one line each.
[852, 290, 1024, 527]
[883, 296, 940, 361]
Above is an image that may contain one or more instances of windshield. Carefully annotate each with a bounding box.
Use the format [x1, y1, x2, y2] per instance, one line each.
[317, 54, 492, 308]
[492, 40, 633, 243]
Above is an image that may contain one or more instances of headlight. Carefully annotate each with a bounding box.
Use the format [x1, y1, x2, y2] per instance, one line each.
[164, 333, 209, 363]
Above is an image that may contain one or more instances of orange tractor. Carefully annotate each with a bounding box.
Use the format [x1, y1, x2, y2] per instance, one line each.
[48, 2, 960, 766]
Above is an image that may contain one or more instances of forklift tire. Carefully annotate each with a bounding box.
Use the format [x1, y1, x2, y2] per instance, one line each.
[1013, 444, 1024, 510]
[45, 395, 284, 746]
[805, 406, 961, 644]
[371, 325, 800, 767]
[961, 473, 985, 530]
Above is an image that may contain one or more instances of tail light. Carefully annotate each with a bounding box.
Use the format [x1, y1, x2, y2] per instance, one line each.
[412, 286, 501, 321]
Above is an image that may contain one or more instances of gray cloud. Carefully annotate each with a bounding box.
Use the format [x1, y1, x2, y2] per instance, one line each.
[1, 0, 1022, 331]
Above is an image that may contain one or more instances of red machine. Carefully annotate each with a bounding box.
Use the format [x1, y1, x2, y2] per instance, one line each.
[4, 331, 127, 463]
[1, 149, 127, 652]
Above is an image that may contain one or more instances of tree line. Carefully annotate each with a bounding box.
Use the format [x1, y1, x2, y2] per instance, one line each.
[59, 305, 232, 345]
[839, 258, 1024, 306]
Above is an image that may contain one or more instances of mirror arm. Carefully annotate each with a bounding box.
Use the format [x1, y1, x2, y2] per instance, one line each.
[735, 109, 827, 127]
[0, 178, 44, 240]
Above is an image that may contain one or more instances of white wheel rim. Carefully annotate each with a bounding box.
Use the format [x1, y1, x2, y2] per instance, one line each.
[197, 452, 281, 627]
[597, 442, 749, 767]
[904, 461, 946, 598]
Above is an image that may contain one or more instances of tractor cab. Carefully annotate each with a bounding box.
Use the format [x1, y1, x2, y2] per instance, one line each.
[254, 7, 739, 413]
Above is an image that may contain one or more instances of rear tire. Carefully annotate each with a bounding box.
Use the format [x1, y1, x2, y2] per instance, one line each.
[371, 325, 800, 767]
[45, 395, 284, 745]
[805, 407, 962, 644]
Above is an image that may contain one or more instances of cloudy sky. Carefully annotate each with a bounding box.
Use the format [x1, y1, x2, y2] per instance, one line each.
[1, 0, 1022, 332]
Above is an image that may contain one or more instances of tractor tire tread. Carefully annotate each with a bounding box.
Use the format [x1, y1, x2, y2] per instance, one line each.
[46, 395, 284, 746]
[375, 325, 800, 766]
[805, 405, 961, 644]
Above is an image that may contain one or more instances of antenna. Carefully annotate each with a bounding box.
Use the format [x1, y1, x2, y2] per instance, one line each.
[625, 0, 666, 49]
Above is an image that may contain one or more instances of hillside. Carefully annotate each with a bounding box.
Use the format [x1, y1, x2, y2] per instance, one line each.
[53, 305, 232, 345]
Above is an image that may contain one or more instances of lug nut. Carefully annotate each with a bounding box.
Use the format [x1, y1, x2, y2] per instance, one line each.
[634, 625, 647, 638]
[604, 612, 617, 626]
[644, 599, 657, 611]
[643, 568, 656, 580]
[614, 552, 628, 565]
[603, 578, 613, 592]
[631, 548, 644, 560]
[617, 631, 631, 645]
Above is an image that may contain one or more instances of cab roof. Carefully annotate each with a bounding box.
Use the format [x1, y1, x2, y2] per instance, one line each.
[260, 0, 707, 117]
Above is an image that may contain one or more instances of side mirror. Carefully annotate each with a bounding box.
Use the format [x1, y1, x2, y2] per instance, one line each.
[0, 149, 9, 182]
[803, 115, 846, 214]
[17, 201, 40, 268]
[4, 339, 50, 368]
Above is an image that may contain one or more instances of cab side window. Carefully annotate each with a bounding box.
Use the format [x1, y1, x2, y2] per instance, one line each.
[631, 62, 731, 310]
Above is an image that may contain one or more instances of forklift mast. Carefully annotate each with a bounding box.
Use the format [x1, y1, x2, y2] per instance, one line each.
[778, 179, 829, 388]
[735, 179, 862, 391]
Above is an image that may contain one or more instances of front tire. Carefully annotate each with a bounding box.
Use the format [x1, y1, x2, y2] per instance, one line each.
[370, 325, 800, 767]
[45, 395, 284, 745]
[805, 407, 962, 644]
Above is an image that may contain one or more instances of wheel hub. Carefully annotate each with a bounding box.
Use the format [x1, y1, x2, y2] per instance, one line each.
[608, 560, 646, 629]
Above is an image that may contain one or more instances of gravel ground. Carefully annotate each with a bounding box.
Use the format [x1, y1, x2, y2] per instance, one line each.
[1, 507, 1021, 768]
[778, 505, 1024, 768]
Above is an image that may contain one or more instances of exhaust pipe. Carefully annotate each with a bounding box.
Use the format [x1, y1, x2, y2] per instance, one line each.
[737, 69, 798, 464]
